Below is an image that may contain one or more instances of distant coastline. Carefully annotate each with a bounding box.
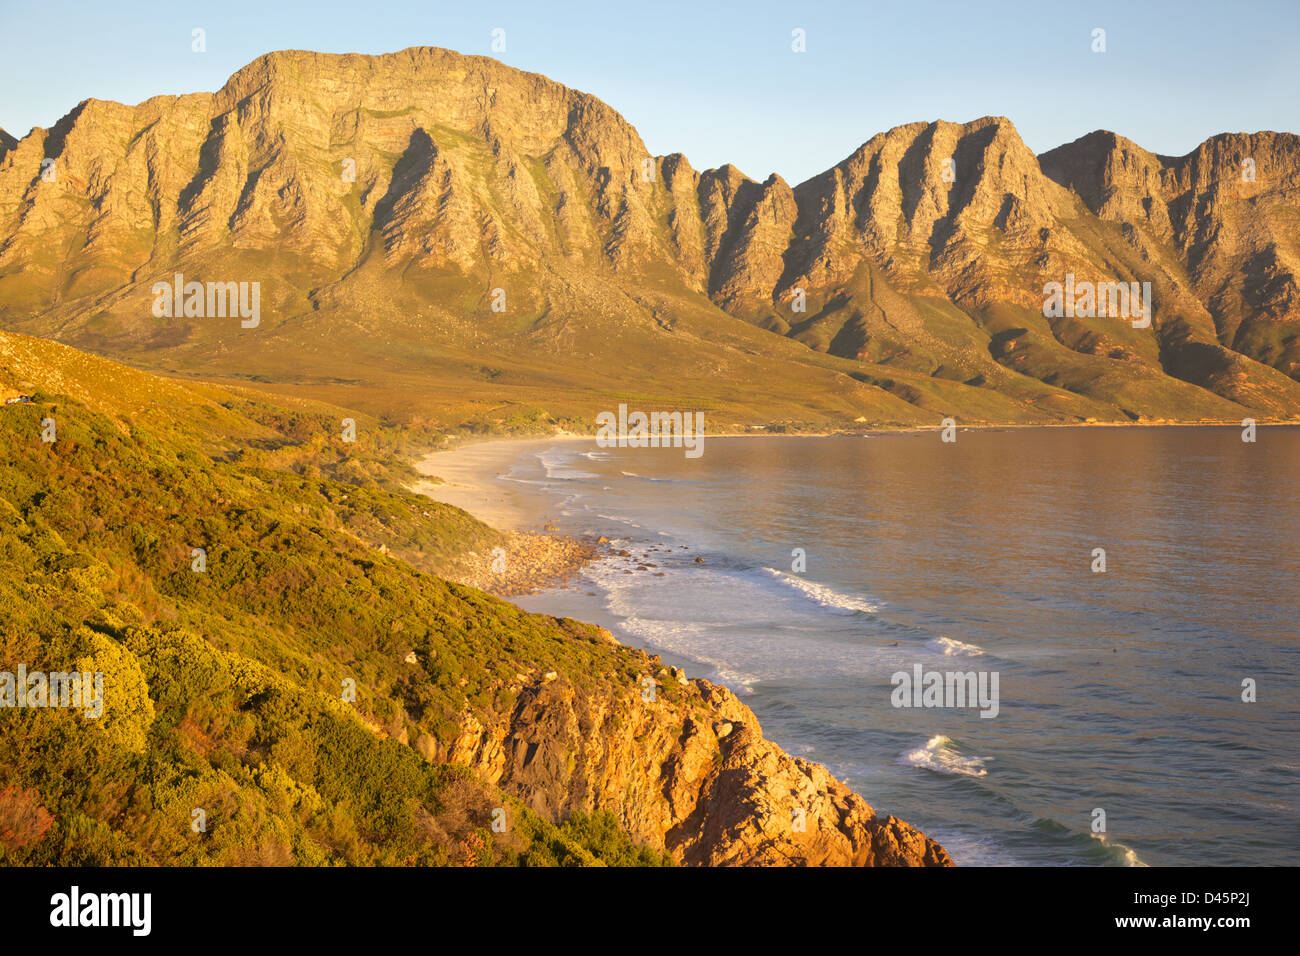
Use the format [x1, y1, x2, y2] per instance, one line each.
[413, 421, 1300, 537]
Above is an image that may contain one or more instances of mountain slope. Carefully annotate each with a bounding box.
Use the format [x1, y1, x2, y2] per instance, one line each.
[0, 47, 1296, 425]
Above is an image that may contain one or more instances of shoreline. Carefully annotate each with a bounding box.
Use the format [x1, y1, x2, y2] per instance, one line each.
[408, 421, 1300, 594]
[412, 436, 589, 533]
[410, 419, 1299, 534]
[422, 417, 1300, 461]
[403, 425, 1294, 867]
[410, 436, 610, 598]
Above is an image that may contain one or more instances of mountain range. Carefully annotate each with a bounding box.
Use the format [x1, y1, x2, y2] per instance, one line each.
[1, 46, 1298, 429]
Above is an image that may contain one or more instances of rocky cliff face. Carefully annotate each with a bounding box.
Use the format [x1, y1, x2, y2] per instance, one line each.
[0, 49, 657, 292]
[0, 47, 1297, 425]
[1040, 130, 1300, 381]
[439, 661, 951, 866]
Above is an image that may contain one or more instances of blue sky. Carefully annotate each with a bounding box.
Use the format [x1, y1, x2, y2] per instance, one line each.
[2, 0, 1297, 185]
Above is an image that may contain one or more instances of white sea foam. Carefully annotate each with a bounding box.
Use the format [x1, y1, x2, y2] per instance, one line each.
[613, 612, 757, 695]
[928, 636, 986, 657]
[918, 831, 1028, 867]
[535, 449, 598, 480]
[594, 512, 644, 529]
[760, 567, 879, 614]
[1090, 832, 1149, 867]
[900, 735, 991, 777]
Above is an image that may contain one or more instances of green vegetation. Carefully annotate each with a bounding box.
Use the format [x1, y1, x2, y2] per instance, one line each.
[0, 345, 668, 866]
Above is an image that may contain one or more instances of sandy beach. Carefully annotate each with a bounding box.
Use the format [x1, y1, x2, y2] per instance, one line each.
[411, 436, 589, 532]
[410, 435, 608, 597]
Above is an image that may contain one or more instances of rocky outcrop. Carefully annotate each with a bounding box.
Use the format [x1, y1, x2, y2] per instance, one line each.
[438, 666, 952, 867]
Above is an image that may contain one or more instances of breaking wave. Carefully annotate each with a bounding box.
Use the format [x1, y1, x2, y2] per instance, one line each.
[928, 636, 986, 657]
[759, 568, 879, 614]
[900, 735, 992, 777]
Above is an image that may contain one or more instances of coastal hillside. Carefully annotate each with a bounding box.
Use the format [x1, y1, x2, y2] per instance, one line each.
[0, 48, 1297, 427]
[0, 328, 950, 866]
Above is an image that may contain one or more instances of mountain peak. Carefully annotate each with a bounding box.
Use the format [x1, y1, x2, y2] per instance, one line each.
[208, 46, 650, 164]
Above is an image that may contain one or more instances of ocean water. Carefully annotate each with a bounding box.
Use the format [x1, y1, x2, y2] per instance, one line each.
[495, 429, 1300, 866]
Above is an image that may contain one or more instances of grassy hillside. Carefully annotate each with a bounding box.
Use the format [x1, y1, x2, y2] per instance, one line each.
[0, 330, 671, 866]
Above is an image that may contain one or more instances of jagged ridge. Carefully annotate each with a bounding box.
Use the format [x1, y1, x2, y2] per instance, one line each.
[0, 47, 1297, 428]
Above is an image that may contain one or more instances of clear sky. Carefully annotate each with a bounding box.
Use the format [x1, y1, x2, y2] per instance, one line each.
[2, 0, 1297, 185]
